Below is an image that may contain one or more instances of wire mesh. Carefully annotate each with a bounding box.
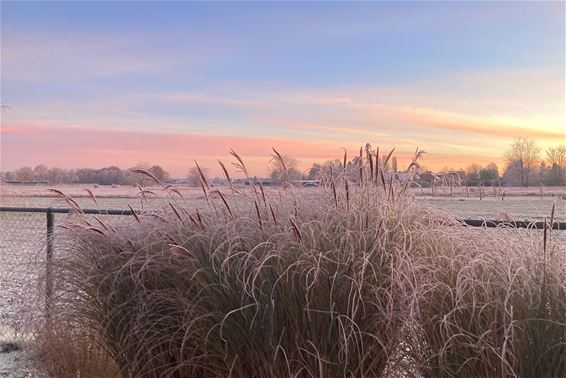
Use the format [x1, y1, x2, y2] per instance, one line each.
[0, 209, 136, 339]
[0, 210, 46, 334]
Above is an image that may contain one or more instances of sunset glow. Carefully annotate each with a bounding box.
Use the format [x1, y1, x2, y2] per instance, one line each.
[1, 2, 564, 177]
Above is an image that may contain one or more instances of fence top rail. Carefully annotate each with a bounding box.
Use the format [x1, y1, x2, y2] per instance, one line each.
[0, 206, 135, 216]
[0, 206, 564, 230]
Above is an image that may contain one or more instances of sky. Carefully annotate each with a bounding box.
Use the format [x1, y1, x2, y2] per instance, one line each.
[1, 1, 564, 178]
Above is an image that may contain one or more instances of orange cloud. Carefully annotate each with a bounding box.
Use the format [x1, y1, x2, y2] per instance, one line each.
[353, 103, 564, 141]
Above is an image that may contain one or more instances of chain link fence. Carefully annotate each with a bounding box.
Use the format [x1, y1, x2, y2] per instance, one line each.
[0, 208, 135, 340]
[0, 210, 47, 334]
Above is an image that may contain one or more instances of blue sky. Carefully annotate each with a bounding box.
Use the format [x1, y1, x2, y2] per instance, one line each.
[1, 1, 564, 176]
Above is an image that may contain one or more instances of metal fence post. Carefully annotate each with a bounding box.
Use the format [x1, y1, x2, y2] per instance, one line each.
[45, 207, 54, 320]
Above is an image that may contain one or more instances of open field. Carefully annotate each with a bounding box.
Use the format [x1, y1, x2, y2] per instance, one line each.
[0, 184, 208, 210]
[2, 184, 565, 221]
[411, 185, 566, 198]
[419, 196, 565, 221]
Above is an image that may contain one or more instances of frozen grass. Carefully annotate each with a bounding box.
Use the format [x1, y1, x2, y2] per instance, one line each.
[33, 147, 566, 377]
[407, 226, 566, 377]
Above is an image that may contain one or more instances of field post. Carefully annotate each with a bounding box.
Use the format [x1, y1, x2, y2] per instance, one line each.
[45, 208, 54, 322]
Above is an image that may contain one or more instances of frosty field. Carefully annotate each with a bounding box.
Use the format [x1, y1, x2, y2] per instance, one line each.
[2, 184, 565, 220]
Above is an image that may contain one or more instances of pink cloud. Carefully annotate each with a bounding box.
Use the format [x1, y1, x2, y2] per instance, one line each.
[0, 124, 49, 135]
[0, 124, 357, 176]
[1, 124, 497, 176]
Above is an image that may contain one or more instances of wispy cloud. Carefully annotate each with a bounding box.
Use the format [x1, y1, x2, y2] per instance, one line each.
[2, 123, 497, 176]
[277, 120, 389, 138]
[2, 33, 217, 82]
[3, 66, 563, 176]
[143, 92, 266, 107]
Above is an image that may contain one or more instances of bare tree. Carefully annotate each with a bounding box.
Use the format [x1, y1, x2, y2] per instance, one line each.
[504, 137, 541, 187]
[306, 159, 343, 182]
[546, 145, 566, 168]
[545, 144, 566, 185]
[187, 166, 209, 188]
[149, 165, 169, 182]
[269, 155, 301, 184]
[13, 167, 34, 182]
[34, 164, 49, 182]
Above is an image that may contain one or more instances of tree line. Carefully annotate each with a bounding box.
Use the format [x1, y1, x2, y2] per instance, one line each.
[2, 138, 565, 188]
[502, 138, 565, 187]
[2, 164, 169, 186]
[268, 139, 566, 188]
[298, 139, 566, 188]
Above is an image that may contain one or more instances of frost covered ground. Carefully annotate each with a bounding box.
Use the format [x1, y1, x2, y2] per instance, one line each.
[0, 326, 41, 378]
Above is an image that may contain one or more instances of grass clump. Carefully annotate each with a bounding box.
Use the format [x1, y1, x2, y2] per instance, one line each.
[36, 146, 566, 377]
[408, 226, 566, 377]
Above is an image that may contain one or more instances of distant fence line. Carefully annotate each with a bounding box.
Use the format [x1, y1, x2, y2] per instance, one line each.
[1, 206, 565, 229]
[0, 206, 135, 215]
